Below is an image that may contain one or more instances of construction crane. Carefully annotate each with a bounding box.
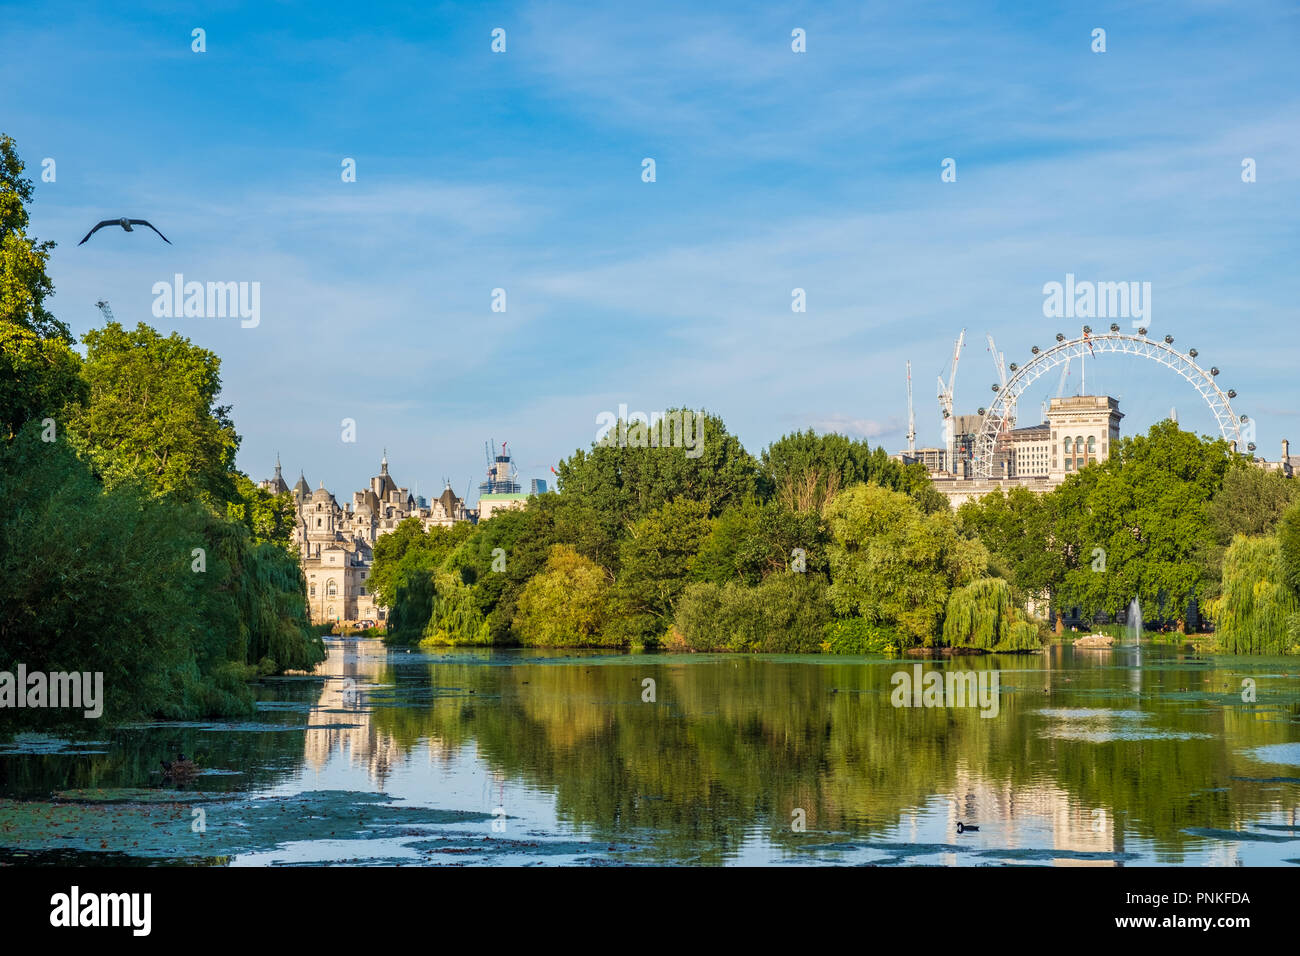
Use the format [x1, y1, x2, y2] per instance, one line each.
[987, 334, 1007, 389]
[94, 300, 114, 323]
[905, 361, 916, 456]
[987, 333, 1017, 431]
[1042, 356, 1073, 421]
[937, 328, 965, 474]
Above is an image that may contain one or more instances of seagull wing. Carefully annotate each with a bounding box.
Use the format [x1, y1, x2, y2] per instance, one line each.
[128, 220, 172, 244]
[78, 220, 119, 245]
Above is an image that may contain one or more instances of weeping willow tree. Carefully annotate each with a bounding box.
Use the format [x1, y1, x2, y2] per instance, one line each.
[422, 572, 492, 645]
[385, 556, 437, 644]
[942, 577, 1041, 651]
[202, 519, 325, 673]
[1210, 535, 1300, 655]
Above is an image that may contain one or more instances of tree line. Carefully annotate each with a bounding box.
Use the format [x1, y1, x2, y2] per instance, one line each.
[375, 413, 1300, 656]
[1, 134, 323, 728]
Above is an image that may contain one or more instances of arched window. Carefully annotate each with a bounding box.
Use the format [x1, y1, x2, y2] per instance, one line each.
[1087, 436, 1096, 455]
[1064, 437, 1073, 453]
[327, 579, 338, 597]
[309, 584, 316, 597]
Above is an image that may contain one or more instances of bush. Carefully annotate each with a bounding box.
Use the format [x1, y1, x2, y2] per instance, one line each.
[673, 575, 832, 653]
[821, 618, 902, 656]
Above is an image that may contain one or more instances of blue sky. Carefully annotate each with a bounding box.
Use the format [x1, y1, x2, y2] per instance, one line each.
[3, 0, 1298, 502]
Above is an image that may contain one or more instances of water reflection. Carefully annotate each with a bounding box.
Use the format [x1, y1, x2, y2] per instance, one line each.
[2, 638, 1299, 865]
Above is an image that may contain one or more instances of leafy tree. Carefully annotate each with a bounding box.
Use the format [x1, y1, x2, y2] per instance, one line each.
[759, 429, 944, 513]
[0, 319, 86, 439]
[369, 517, 433, 608]
[942, 577, 1041, 651]
[1210, 534, 1299, 655]
[608, 498, 709, 645]
[555, 409, 759, 534]
[424, 572, 491, 645]
[68, 321, 241, 507]
[1197, 461, 1300, 600]
[957, 486, 1062, 606]
[692, 497, 826, 585]
[513, 544, 611, 646]
[1279, 500, 1300, 595]
[0, 133, 66, 341]
[824, 483, 987, 644]
[385, 552, 439, 644]
[1053, 420, 1231, 627]
[227, 474, 298, 548]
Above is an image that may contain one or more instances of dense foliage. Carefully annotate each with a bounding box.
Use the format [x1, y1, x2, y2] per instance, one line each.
[0, 134, 322, 729]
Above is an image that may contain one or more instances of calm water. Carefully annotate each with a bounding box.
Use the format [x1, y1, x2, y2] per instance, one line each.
[2, 637, 1299, 866]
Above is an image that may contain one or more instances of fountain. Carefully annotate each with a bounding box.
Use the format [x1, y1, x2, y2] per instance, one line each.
[1127, 597, 1143, 644]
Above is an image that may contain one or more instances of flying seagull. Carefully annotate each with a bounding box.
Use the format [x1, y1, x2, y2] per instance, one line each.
[78, 217, 171, 245]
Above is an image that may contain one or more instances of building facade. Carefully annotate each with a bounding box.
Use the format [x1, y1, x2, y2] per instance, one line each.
[260, 455, 469, 625]
[934, 394, 1124, 509]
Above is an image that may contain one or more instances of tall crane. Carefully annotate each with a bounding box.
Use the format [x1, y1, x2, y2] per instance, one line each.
[1043, 356, 1073, 421]
[905, 361, 916, 456]
[987, 333, 1017, 431]
[987, 334, 1006, 389]
[937, 328, 965, 474]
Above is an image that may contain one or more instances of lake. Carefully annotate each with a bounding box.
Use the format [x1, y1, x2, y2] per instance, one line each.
[2, 637, 1299, 866]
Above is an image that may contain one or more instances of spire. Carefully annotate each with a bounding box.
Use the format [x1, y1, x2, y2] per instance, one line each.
[274, 452, 282, 478]
[381, 448, 388, 473]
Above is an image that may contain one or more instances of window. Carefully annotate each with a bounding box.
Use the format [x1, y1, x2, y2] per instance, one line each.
[310, 584, 316, 596]
[1087, 436, 1096, 455]
[327, 579, 338, 597]
[1064, 437, 1073, 453]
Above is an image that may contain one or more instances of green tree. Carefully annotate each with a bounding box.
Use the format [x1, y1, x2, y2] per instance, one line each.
[759, 429, 944, 513]
[369, 517, 433, 608]
[1053, 420, 1231, 628]
[824, 483, 987, 644]
[0, 319, 86, 439]
[68, 321, 241, 506]
[227, 474, 298, 548]
[1192, 461, 1300, 602]
[1210, 534, 1299, 655]
[942, 577, 1041, 651]
[0, 134, 67, 341]
[609, 498, 710, 644]
[957, 486, 1062, 607]
[513, 544, 611, 646]
[1279, 500, 1300, 594]
[692, 497, 825, 585]
[555, 409, 759, 534]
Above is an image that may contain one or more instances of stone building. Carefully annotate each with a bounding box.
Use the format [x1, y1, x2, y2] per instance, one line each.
[935, 395, 1123, 509]
[260, 455, 468, 625]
